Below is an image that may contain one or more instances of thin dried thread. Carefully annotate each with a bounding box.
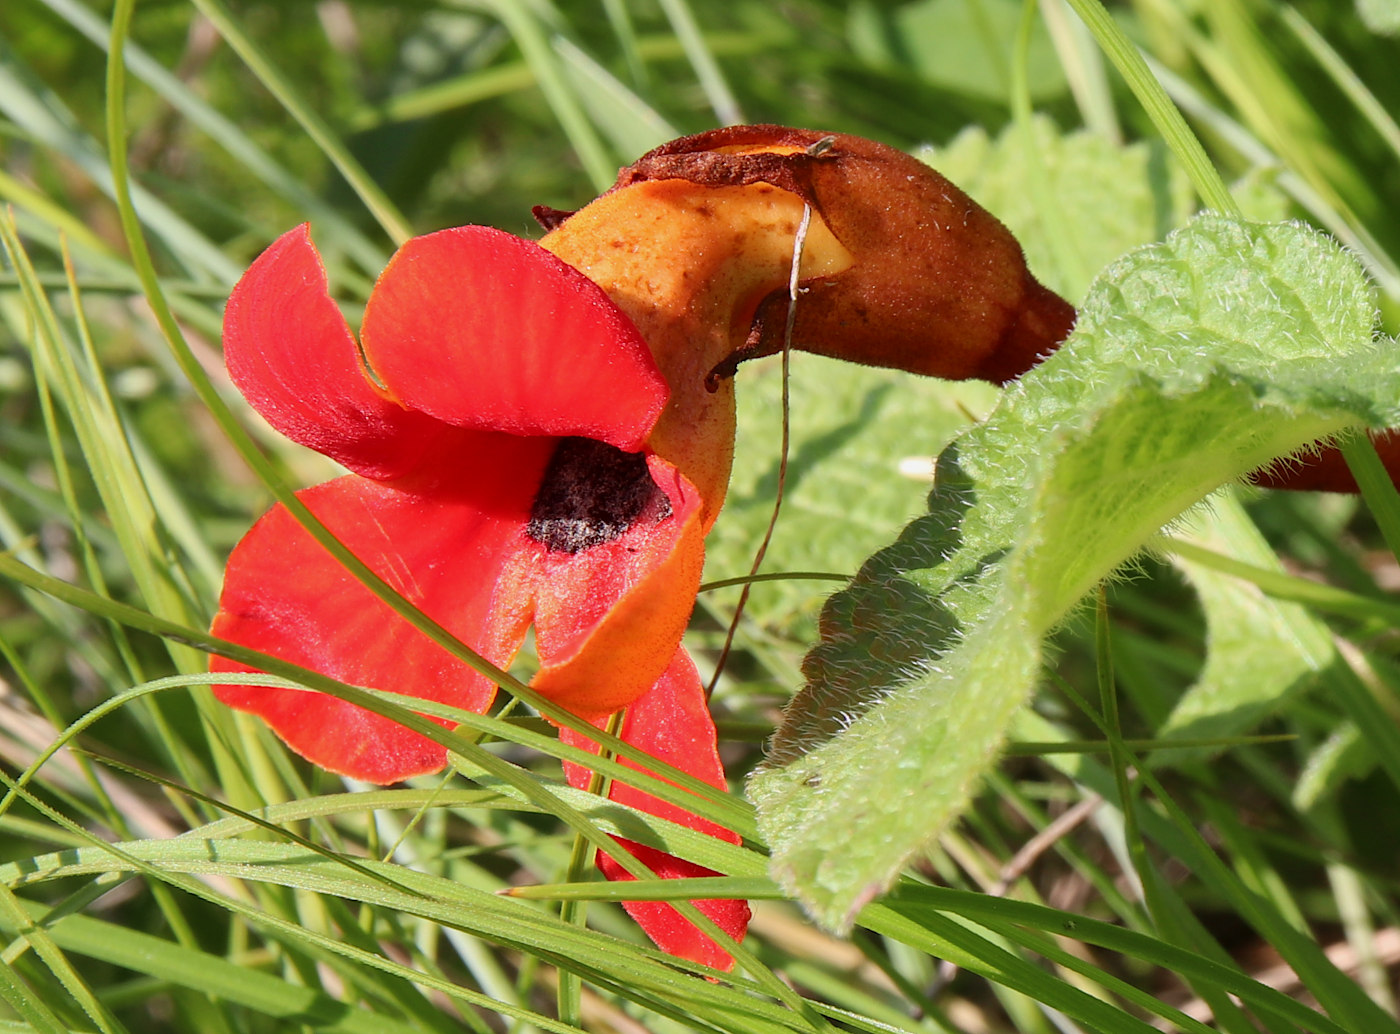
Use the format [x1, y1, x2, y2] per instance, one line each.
[706, 201, 812, 699]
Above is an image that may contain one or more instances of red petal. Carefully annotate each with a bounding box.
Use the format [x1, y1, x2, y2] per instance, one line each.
[562, 650, 750, 970]
[211, 430, 550, 783]
[361, 226, 668, 451]
[530, 456, 705, 717]
[223, 225, 446, 480]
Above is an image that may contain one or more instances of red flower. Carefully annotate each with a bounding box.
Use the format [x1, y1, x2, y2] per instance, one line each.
[210, 223, 745, 968]
[212, 125, 1080, 973]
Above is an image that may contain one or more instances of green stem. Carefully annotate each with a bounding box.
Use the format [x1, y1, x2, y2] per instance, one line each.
[1341, 432, 1400, 564]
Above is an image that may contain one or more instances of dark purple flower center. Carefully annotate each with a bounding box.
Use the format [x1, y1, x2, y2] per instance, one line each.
[528, 437, 672, 554]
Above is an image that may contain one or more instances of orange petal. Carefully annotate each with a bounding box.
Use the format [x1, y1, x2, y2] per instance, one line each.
[530, 455, 705, 717]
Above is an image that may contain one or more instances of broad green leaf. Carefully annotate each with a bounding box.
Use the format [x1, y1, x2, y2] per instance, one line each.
[1160, 491, 1333, 743]
[749, 215, 1396, 930]
[705, 359, 996, 641]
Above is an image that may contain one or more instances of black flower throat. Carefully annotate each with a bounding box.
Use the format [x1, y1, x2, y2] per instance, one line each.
[527, 437, 672, 554]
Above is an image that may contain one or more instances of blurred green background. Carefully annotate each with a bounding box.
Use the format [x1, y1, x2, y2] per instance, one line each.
[7, 1, 1400, 1032]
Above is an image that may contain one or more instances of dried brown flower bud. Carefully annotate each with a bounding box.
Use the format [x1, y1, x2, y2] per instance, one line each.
[610, 124, 1076, 384]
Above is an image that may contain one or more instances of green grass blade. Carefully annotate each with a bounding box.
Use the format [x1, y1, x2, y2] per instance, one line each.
[600, 0, 649, 90]
[655, 0, 743, 125]
[1282, 4, 1400, 170]
[0, 552, 757, 845]
[0, 37, 239, 283]
[3, 887, 578, 1034]
[1162, 537, 1400, 626]
[0, 836, 813, 1034]
[1074, 702, 1400, 1032]
[0, 217, 202, 679]
[1060, 0, 1237, 214]
[0, 167, 118, 262]
[0, 550, 819, 1025]
[0, 884, 127, 1034]
[185, 0, 413, 245]
[0, 960, 72, 1034]
[865, 905, 1166, 1034]
[349, 33, 776, 131]
[1341, 432, 1400, 562]
[871, 890, 1357, 1034]
[34, 0, 388, 275]
[1041, 0, 1120, 141]
[553, 35, 677, 156]
[482, 0, 618, 192]
[1320, 643, 1400, 800]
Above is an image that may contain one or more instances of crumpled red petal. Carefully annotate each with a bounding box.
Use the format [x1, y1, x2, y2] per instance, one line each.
[223, 225, 446, 480]
[561, 649, 751, 971]
[210, 429, 549, 783]
[212, 432, 708, 781]
[530, 455, 706, 718]
[361, 226, 669, 452]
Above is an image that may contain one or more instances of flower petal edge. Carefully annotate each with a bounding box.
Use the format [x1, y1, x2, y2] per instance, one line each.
[224, 225, 447, 480]
[211, 433, 551, 783]
[361, 226, 669, 451]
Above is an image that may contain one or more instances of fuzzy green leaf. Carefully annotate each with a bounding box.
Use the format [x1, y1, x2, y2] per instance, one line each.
[704, 360, 996, 642]
[749, 215, 1395, 930]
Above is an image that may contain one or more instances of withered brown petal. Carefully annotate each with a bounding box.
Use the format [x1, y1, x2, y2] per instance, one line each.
[613, 124, 1076, 385]
[531, 204, 575, 232]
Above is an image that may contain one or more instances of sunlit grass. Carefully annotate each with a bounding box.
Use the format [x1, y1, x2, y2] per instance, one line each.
[3, 0, 1400, 1031]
